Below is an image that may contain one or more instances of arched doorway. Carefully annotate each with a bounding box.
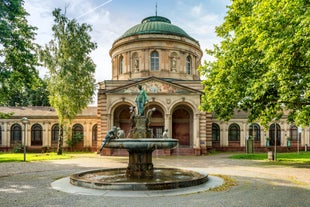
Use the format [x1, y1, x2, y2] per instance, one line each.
[172, 105, 192, 146]
[113, 104, 131, 137]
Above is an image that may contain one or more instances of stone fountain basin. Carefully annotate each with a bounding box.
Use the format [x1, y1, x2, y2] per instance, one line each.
[104, 138, 178, 150]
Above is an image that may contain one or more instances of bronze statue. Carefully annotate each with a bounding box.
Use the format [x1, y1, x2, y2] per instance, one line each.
[135, 85, 148, 116]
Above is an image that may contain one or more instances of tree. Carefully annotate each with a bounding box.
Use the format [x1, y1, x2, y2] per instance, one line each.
[0, 0, 45, 108]
[40, 8, 97, 155]
[200, 0, 310, 128]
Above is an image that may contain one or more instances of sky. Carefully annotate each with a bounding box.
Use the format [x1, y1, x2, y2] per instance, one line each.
[24, 0, 231, 83]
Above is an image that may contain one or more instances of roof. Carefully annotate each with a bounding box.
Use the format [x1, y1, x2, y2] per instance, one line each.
[0, 106, 97, 118]
[117, 16, 198, 43]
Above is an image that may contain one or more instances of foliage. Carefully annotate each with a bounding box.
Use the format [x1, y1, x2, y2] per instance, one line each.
[40, 8, 97, 154]
[65, 132, 83, 147]
[0, 0, 48, 106]
[200, 0, 310, 128]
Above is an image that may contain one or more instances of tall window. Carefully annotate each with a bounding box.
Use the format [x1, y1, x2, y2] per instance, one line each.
[11, 124, 22, 144]
[51, 124, 60, 144]
[31, 124, 42, 146]
[119, 55, 124, 74]
[212, 123, 220, 141]
[72, 124, 84, 142]
[92, 124, 97, 146]
[186, 56, 191, 74]
[269, 124, 281, 146]
[150, 51, 159, 71]
[290, 125, 298, 141]
[228, 123, 240, 141]
[249, 123, 261, 141]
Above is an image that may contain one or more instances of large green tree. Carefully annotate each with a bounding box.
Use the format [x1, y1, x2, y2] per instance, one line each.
[40, 9, 97, 154]
[200, 0, 310, 127]
[0, 0, 46, 107]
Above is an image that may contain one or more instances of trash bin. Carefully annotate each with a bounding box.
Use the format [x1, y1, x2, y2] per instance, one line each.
[268, 151, 274, 160]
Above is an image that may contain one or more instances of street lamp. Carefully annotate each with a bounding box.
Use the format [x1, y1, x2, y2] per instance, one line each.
[21, 117, 29, 162]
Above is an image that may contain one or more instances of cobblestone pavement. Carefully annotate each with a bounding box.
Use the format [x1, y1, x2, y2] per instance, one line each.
[0, 153, 310, 207]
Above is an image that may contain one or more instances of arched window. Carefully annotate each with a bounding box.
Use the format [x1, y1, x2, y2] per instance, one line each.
[150, 51, 159, 71]
[249, 123, 261, 141]
[212, 123, 220, 141]
[72, 124, 84, 142]
[51, 124, 60, 145]
[11, 124, 22, 144]
[290, 125, 298, 141]
[119, 55, 124, 74]
[186, 56, 191, 74]
[31, 124, 42, 146]
[92, 124, 97, 146]
[269, 124, 281, 146]
[228, 123, 240, 141]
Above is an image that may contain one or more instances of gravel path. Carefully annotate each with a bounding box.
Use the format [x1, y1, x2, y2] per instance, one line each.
[0, 153, 310, 207]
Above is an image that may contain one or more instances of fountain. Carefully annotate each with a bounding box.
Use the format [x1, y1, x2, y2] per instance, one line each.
[70, 85, 208, 190]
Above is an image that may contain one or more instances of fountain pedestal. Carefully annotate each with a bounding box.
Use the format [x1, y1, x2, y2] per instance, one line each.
[126, 150, 154, 178]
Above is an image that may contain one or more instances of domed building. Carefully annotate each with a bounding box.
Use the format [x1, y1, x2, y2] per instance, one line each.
[97, 15, 212, 155]
[0, 15, 309, 154]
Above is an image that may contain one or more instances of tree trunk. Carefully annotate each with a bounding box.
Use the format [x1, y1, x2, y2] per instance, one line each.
[57, 124, 64, 155]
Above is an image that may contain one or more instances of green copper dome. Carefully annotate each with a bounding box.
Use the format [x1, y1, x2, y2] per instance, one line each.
[119, 16, 197, 42]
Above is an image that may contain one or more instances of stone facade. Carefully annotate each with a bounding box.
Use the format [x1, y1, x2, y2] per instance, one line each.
[0, 107, 98, 152]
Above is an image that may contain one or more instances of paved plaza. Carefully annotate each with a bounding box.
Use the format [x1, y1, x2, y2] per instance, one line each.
[0, 153, 310, 207]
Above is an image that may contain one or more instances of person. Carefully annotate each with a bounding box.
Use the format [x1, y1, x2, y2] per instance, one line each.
[135, 85, 148, 116]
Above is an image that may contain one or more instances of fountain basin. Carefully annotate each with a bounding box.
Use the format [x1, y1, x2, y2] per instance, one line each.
[70, 168, 208, 190]
[104, 138, 178, 151]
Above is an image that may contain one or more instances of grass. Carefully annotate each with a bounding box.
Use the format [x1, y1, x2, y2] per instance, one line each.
[0, 152, 73, 163]
[230, 152, 310, 165]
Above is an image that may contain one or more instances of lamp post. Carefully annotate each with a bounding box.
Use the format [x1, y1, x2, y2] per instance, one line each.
[21, 117, 29, 162]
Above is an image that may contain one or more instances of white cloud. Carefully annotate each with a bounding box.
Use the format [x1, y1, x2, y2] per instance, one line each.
[191, 4, 202, 16]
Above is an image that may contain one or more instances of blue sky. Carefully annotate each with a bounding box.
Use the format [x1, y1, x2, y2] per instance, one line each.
[24, 0, 231, 83]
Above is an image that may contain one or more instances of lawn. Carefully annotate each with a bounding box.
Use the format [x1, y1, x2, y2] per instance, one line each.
[230, 152, 310, 164]
[0, 152, 73, 163]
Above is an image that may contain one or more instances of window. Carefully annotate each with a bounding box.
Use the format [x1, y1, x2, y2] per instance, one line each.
[11, 124, 22, 144]
[150, 51, 159, 71]
[269, 124, 281, 146]
[92, 124, 97, 146]
[51, 124, 60, 144]
[186, 56, 191, 74]
[228, 123, 240, 141]
[212, 123, 220, 141]
[290, 125, 298, 141]
[249, 123, 261, 141]
[72, 124, 84, 142]
[119, 55, 124, 74]
[31, 124, 42, 146]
